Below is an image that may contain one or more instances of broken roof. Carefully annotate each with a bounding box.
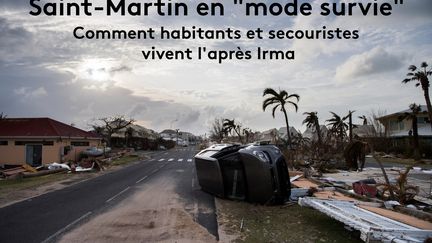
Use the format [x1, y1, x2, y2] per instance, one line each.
[0, 117, 100, 139]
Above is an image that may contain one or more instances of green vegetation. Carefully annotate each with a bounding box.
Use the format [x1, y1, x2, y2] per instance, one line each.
[0, 173, 69, 195]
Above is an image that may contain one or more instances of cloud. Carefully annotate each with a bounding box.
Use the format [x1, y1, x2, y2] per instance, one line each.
[335, 47, 404, 81]
[14, 87, 47, 99]
[129, 103, 148, 117]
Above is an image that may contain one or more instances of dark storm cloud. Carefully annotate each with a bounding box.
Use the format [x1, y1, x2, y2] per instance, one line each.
[0, 17, 32, 51]
[0, 63, 202, 132]
[1, 0, 28, 9]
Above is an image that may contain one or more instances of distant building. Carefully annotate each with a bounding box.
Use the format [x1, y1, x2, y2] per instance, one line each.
[377, 105, 431, 137]
[112, 124, 159, 140]
[0, 118, 101, 166]
[352, 124, 376, 138]
[160, 129, 177, 141]
[302, 125, 328, 141]
[278, 127, 301, 140]
[159, 129, 198, 146]
[258, 128, 279, 144]
[111, 124, 159, 149]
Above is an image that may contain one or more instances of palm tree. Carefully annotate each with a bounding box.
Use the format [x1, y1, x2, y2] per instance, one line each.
[262, 88, 300, 148]
[358, 115, 368, 125]
[302, 112, 322, 146]
[399, 103, 421, 160]
[223, 118, 243, 143]
[344, 110, 355, 142]
[243, 128, 252, 143]
[402, 62, 432, 131]
[326, 112, 348, 146]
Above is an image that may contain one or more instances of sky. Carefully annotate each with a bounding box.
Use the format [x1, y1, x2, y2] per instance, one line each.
[1, 0, 431, 135]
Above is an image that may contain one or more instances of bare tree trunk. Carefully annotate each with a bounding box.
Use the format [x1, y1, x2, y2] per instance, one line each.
[375, 156, 395, 199]
[423, 88, 432, 131]
[349, 112, 353, 142]
[282, 106, 291, 148]
[315, 122, 322, 146]
[412, 117, 421, 160]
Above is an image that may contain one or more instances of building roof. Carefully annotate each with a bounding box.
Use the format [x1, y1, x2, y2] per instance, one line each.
[378, 105, 429, 120]
[352, 124, 376, 137]
[160, 129, 177, 135]
[111, 124, 159, 140]
[0, 118, 100, 139]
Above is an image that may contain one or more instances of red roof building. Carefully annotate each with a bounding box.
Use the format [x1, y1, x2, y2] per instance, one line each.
[0, 117, 101, 166]
[0, 118, 99, 138]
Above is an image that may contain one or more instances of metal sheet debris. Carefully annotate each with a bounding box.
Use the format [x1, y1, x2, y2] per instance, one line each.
[299, 197, 432, 243]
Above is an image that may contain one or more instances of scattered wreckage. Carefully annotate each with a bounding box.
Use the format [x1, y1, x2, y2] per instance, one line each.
[0, 148, 132, 179]
[195, 143, 432, 242]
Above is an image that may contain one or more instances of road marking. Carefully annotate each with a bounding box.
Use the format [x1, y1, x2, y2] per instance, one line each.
[159, 165, 164, 169]
[187, 159, 192, 162]
[178, 158, 183, 162]
[168, 158, 174, 162]
[106, 187, 130, 203]
[41, 211, 92, 243]
[149, 159, 155, 162]
[192, 178, 195, 188]
[152, 169, 158, 174]
[158, 158, 165, 162]
[164, 152, 168, 155]
[136, 175, 148, 184]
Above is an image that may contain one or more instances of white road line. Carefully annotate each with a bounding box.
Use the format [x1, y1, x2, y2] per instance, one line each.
[41, 211, 92, 243]
[135, 175, 148, 184]
[178, 158, 183, 162]
[168, 158, 174, 161]
[192, 178, 195, 188]
[152, 169, 158, 174]
[149, 159, 155, 162]
[164, 152, 168, 155]
[158, 158, 165, 162]
[159, 165, 164, 169]
[187, 159, 192, 162]
[106, 187, 130, 203]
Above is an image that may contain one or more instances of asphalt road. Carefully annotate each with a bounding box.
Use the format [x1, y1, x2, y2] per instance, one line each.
[0, 147, 217, 243]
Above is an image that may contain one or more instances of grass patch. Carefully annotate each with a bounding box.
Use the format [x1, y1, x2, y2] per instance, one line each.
[0, 173, 69, 195]
[218, 199, 362, 243]
[110, 155, 140, 166]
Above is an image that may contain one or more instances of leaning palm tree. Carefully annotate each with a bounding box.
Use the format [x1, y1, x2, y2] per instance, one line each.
[262, 88, 300, 148]
[223, 118, 243, 143]
[399, 103, 422, 161]
[302, 112, 322, 146]
[402, 62, 432, 131]
[326, 112, 348, 146]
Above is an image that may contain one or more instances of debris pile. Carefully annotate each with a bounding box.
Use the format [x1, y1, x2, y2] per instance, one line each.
[0, 147, 137, 180]
[289, 168, 432, 242]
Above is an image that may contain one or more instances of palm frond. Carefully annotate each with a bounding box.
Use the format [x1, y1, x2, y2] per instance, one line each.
[262, 88, 279, 97]
[271, 104, 280, 118]
[408, 65, 417, 71]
